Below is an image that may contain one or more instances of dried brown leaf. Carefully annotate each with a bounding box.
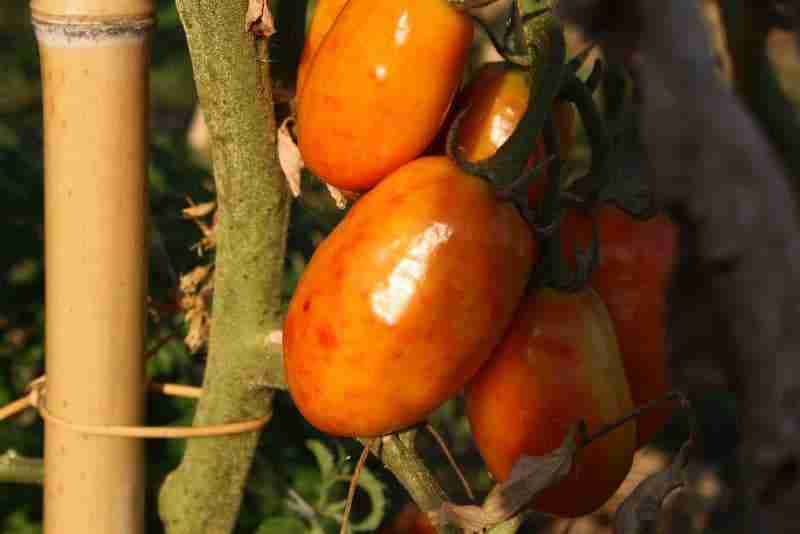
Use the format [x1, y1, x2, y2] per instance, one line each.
[180, 265, 211, 293]
[245, 0, 275, 38]
[326, 184, 348, 209]
[432, 424, 579, 534]
[278, 118, 303, 198]
[613, 440, 691, 534]
[179, 266, 214, 353]
[184, 309, 210, 353]
[182, 201, 216, 219]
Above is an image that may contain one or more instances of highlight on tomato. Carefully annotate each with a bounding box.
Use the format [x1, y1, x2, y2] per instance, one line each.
[466, 288, 636, 518]
[447, 61, 576, 163]
[284, 156, 535, 437]
[297, 0, 474, 191]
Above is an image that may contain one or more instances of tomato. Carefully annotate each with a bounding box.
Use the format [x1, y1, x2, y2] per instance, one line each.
[284, 157, 535, 437]
[448, 62, 576, 163]
[297, 0, 473, 191]
[296, 0, 350, 96]
[559, 206, 678, 447]
[379, 504, 436, 534]
[466, 288, 635, 518]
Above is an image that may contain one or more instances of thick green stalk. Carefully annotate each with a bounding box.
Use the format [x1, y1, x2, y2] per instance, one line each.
[157, 0, 290, 532]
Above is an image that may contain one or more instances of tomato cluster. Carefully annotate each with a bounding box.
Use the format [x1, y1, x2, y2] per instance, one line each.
[285, 0, 678, 520]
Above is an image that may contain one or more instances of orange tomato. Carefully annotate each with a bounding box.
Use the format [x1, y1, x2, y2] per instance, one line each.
[450, 62, 576, 163]
[297, 0, 473, 191]
[559, 206, 678, 447]
[296, 0, 350, 96]
[379, 504, 436, 534]
[284, 157, 534, 437]
[466, 288, 635, 518]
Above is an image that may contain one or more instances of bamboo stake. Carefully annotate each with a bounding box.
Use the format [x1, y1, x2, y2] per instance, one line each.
[31, 0, 153, 532]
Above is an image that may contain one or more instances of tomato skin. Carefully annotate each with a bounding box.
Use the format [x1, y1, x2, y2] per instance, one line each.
[296, 0, 350, 96]
[297, 0, 473, 191]
[454, 63, 530, 162]
[559, 206, 678, 447]
[284, 157, 535, 437]
[379, 504, 436, 534]
[449, 62, 576, 163]
[466, 288, 635, 518]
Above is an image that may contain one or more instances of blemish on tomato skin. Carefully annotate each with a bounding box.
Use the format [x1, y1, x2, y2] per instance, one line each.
[318, 325, 338, 349]
[303, 299, 312, 312]
[333, 265, 345, 282]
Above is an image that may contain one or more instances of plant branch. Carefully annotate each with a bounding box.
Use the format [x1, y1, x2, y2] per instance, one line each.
[361, 431, 458, 534]
[157, 0, 290, 532]
[0, 451, 43, 485]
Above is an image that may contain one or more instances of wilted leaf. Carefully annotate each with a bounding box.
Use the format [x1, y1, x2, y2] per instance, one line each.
[325, 184, 349, 210]
[278, 118, 303, 197]
[180, 265, 210, 293]
[432, 424, 579, 534]
[182, 201, 216, 219]
[245, 0, 276, 38]
[265, 329, 283, 348]
[187, 106, 211, 165]
[613, 440, 691, 534]
[180, 266, 213, 353]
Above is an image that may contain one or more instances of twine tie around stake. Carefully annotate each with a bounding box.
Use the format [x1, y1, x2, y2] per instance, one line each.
[0, 375, 270, 439]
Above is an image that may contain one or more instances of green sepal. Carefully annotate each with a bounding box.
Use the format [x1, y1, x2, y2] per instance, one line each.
[449, 12, 567, 189]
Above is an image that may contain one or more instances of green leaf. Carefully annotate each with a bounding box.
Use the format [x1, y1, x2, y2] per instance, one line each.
[346, 466, 386, 533]
[306, 440, 336, 482]
[255, 515, 307, 534]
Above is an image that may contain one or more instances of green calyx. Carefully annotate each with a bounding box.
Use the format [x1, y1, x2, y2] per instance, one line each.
[448, 8, 567, 191]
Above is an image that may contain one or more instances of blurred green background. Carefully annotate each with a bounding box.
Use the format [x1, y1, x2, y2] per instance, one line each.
[0, 1, 738, 533]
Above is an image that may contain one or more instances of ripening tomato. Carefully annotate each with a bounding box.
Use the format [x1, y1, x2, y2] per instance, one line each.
[449, 62, 576, 163]
[284, 157, 535, 437]
[379, 504, 436, 534]
[297, 0, 473, 191]
[559, 206, 678, 447]
[296, 0, 350, 96]
[466, 288, 635, 518]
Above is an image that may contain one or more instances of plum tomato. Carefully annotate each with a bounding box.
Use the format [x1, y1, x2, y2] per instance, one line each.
[297, 0, 473, 191]
[296, 0, 350, 96]
[559, 206, 678, 447]
[378, 503, 436, 534]
[450, 62, 576, 163]
[284, 156, 535, 437]
[466, 288, 635, 518]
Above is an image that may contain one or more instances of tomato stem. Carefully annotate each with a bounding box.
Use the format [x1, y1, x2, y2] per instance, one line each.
[470, 13, 530, 67]
[579, 391, 688, 448]
[447, 0, 505, 10]
[339, 441, 373, 534]
[560, 73, 612, 203]
[449, 13, 567, 191]
[425, 423, 475, 501]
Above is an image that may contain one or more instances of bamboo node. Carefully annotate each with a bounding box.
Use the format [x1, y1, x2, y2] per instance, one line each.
[32, 16, 155, 47]
[0, 376, 270, 439]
